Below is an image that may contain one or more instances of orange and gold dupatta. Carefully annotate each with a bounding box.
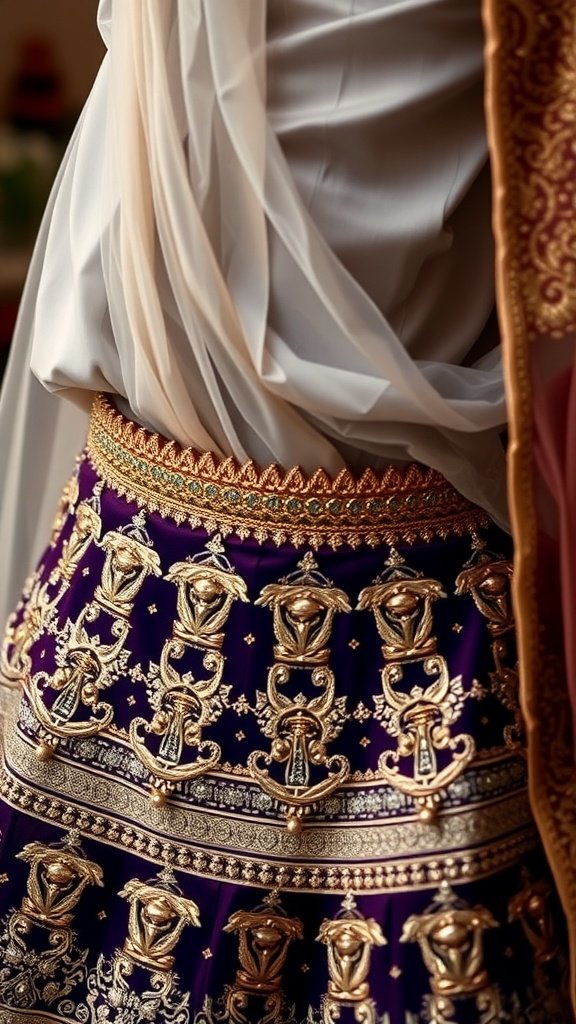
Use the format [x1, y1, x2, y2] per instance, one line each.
[484, 0, 576, 1006]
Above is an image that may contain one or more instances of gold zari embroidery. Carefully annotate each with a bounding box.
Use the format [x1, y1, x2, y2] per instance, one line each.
[249, 555, 351, 831]
[0, 721, 537, 895]
[0, 832, 102, 1013]
[130, 536, 249, 804]
[401, 882, 502, 1023]
[359, 551, 475, 821]
[87, 394, 490, 549]
[317, 892, 386, 1024]
[28, 609, 130, 751]
[223, 892, 302, 1024]
[119, 867, 200, 972]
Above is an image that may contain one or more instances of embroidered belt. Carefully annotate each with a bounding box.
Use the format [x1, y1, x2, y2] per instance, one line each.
[86, 393, 490, 548]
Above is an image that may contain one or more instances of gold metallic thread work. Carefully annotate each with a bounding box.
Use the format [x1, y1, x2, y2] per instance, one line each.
[360, 551, 475, 820]
[249, 555, 351, 830]
[317, 892, 386, 1024]
[224, 891, 303, 1024]
[130, 536, 249, 804]
[0, 710, 537, 895]
[87, 394, 490, 550]
[401, 881, 501, 1023]
[1, 831, 103, 1000]
[357, 548, 445, 661]
[119, 867, 200, 972]
[27, 607, 130, 751]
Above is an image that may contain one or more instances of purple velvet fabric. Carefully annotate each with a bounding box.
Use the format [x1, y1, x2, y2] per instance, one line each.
[0, 456, 569, 1024]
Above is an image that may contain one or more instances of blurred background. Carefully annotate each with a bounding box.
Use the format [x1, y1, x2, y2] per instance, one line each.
[0, 0, 104, 371]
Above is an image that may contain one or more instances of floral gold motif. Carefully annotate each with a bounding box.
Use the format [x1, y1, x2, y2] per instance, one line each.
[50, 488, 103, 586]
[15, 832, 103, 929]
[250, 555, 350, 829]
[374, 657, 475, 820]
[455, 541, 514, 637]
[129, 640, 227, 799]
[256, 553, 351, 665]
[119, 866, 200, 972]
[401, 882, 501, 1023]
[456, 540, 524, 753]
[248, 664, 350, 831]
[27, 607, 130, 750]
[86, 953, 191, 1024]
[1, 576, 59, 682]
[130, 538, 247, 803]
[166, 535, 249, 649]
[490, 639, 524, 754]
[223, 890, 303, 1024]
[357, 549, 446, 661]
[317, 892, 386, 1024]
[94, 512, 161, 618]
[9, 831, 103, 977]
[359, 552, 475, 820]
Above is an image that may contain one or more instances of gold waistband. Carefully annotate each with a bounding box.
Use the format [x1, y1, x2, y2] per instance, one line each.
[86, 393, 490, 548]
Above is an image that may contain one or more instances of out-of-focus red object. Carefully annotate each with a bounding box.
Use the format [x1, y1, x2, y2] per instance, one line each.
[7, 36, 66, 135]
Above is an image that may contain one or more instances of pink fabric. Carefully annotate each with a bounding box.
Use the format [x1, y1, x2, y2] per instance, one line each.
[533, 348, 576, 732]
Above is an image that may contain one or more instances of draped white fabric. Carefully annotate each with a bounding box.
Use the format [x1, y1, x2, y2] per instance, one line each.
[0, 0, 509, 623]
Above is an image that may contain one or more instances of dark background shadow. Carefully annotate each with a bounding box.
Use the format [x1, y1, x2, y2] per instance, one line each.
[0, 1, 104, 373]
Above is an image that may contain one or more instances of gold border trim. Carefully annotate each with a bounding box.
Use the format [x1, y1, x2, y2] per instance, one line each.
[0, 1011, 75, 1024]
[86, 394, 490, 549]
[484, 0, 576, 1008]
[1, 724, 537, 895]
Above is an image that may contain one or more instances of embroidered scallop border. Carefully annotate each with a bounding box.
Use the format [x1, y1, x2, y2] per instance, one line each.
[86, 394, 490, 549]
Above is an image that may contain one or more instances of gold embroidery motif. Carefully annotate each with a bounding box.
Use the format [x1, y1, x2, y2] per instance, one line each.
[0, 831, 103, 1010]
[80, 867, 197, 1023]
[223, 891, 303, 1024]
[50, 487, 103, 587]
[357, 548, 445, 661]
[455, 540, 513, 638]
[1, 576, 59, 682]
[94, 512, 161, 618]
[256, 553, 351, 665]
[27, 608, 130, 755]
[360, 553, 474, 820]
[119, 866, 200, 972]
[401, 882, 501, 1023]
[11, 832, 103, 970]
[16, 831, 102, 927]
[456, 540, 523, 753]
[130, 537, 248, 804]
[249, 555, 351, 831]
[373, 657, 475, 821]
[0, 717, 537, 894]
[166, 535, 249, 649]
[316, 892, 386, 1024]
[86, 958, 191, 1023]
[87, 394, 491, 550]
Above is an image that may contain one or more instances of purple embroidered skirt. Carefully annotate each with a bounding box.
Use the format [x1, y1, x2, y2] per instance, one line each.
[0, 394, 569, 1024]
